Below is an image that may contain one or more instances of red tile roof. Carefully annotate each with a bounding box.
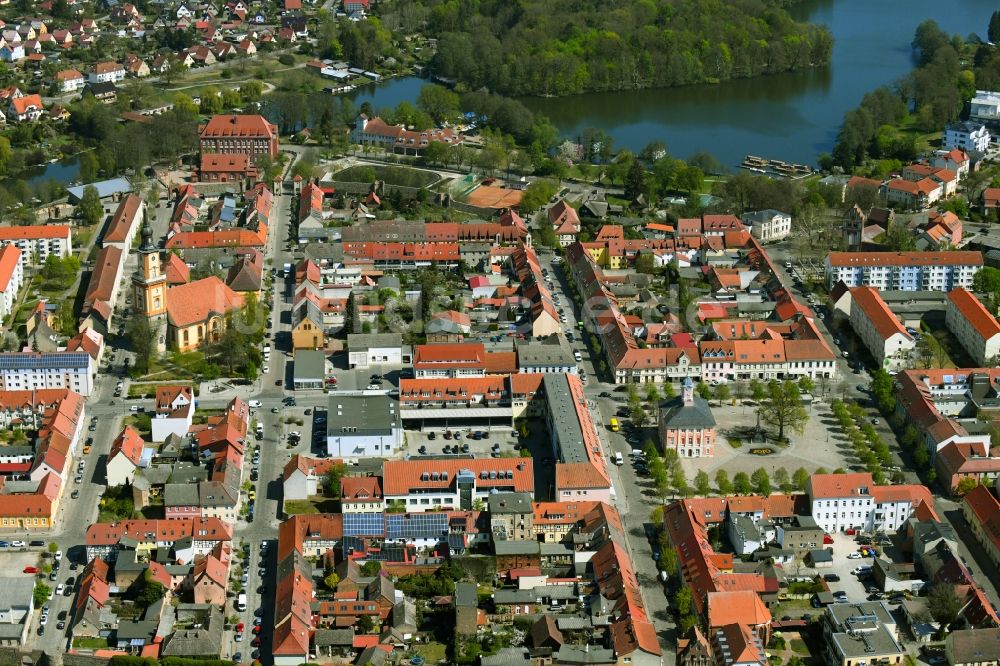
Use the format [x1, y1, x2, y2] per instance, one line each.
[708, 590, 771, 628]
[412, 343, 485, 369]
[165, 275, 243, 328]
[948, 288, 1000, 341]
[199, 114, 277, 140]
[104, 193, 141, 244]
[808, 472, 874, 499]
[851, 287, 911, 341]
[340, 476, 382, 501]
[963, 485, 1000, 554]
[109, 425, 144, 466]
[0, 224, 70, 240]
[164, 253, 190, 284]
[382, 458, 533, 496]
[0, 244, 20, 292]
[200, 153, 252, 173]
[85, 517, 232, 547]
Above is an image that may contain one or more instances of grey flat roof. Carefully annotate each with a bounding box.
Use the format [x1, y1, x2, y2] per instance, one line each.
[454, 581, 478, 607]
[830, 624, 902, 660]
[488, 492, 533, 515]
[0, 577, 35, 611]
[516, 337, 574, 367]
[347, 332, 402, 351]
[327, 393, 399, 436]
[294, 350, 327, 382]
[493, 540, 540, 556]
[542, 374, 589, 464]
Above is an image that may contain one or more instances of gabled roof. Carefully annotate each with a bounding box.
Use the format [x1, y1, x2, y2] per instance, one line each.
[948, 288, 1000, 341]
[165, 276, 243, 328]
[109, 425, 144, 466]
[707, 590, 771, 627]
[0, 244, 20, 292]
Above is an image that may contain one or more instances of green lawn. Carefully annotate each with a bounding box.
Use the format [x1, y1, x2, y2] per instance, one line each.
[284, 498, 338, 515]
[72, 637, 109, 649]
[790, 639, 809, 655]
[128, 382, 194, 399]
[409, 641, 447, 665]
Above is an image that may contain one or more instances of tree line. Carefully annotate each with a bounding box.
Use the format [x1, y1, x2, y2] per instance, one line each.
[422, 0, 832, 97]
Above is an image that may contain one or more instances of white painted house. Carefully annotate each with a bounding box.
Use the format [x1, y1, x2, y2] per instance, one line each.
[0, 245, 23, 320]
[849, 287, 915, 372]
[945, 288, 1000, 366]
[151, 385, 194, 442]
[346, 333, 404, 369]
[741, 209, 792, 242]
[105, 425, 144, 487]
[325, 394, 402, 459]
[944, 121, 991, 153]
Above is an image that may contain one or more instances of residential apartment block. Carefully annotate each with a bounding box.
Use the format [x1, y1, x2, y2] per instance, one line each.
[0, 224, 72, 269]
[849, 287, 915, 371]
[807, 472, 935, 534]
[824, 251, 982, 291]
[0, 352, 94, 396]
[0, 245, 23, 320]
[324, 394, 402, 459]
[962, 485, 1000, 571]
[945, 288, 1000, 366]
[944, 120, 991, 153]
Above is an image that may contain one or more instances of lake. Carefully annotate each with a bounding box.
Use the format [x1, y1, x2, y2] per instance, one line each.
[343, 0, 1000, 168]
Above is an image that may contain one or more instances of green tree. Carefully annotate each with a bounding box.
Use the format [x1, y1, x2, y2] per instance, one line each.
[325, 463, 347, 497]
[694, 470, 711, 496]
[870, 369, 896, 413]
[417, 84, 460, 124]
[774, 467, 792, 493]
[797, 376, 815, 394]
[630, 405, 648, 428]
[713, 384, 731, 403]
[715, 469, 733, 495]
[927, 583, 963, 627]
[733, 472, 752, 495]
[750, 379, 765, 402]
[125, 313, 157, 376]
[47, 542, 57, 554]
[77, 184, 103, 225]
[913, 446, 930, 469]
[696, 382, 712, 400]
[645, 383, 660, 405]
[955, 477, 979, 495]
[360, 561, 382, 576]
[759, 380, 809, 441]
[33, 583, 50, 607]
[135, 568, 166, 606]
[356, 614, 375, 634]
[324, 572, 341, 590]
[990, 11, 1000, 44]
[751, 468, 772, 496]
[519, 178, 558, 213]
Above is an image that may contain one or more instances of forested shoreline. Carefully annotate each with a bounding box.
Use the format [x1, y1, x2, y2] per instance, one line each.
[415, 0, 832, 97]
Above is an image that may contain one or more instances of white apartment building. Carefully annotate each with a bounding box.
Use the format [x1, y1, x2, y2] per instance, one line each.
[741, 209, 792, 242]
[0, 352, 94, 396]
[346, 333, 404, 369]
[808, 472, 929, 534]
[970, 90, 1000, 123]
[88, 62, 126, 84]
[825, 251, 982, 291]
[0, 225, 72, 270]
[382, 458, 534, 513]
[0, 245, 23, 320]
[849, 287, 915, 372]
[944, 121, 991, 153]
[945, 288, 1000, 366]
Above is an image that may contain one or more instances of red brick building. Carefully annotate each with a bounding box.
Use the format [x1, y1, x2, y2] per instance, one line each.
[198, 114, 278, 160]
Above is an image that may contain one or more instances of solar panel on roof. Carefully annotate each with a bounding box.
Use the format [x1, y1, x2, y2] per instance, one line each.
[343, 512, 384, 537]
[386, 513, 448, 540]
[0, 353, 90, 370]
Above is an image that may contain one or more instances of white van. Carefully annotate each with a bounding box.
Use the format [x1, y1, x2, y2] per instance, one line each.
[235, 593, 247, 611]
[248, 400, 262, 408]
[573, 351, 583, 362]
[614, 452, 624, 465]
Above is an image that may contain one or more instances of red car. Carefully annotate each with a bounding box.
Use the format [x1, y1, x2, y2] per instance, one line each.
[235, 623, 245, 633]
[252, 625, 262, 634]
[22, 566, 38, 574]
[251, 638, 261, 647]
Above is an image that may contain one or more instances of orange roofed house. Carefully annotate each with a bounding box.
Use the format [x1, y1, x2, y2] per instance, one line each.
[198, 114, 278, 160]
[165, 276, 243, 352]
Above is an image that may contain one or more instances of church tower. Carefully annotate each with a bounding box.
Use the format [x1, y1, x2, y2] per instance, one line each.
[132, 211, 167, 346]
